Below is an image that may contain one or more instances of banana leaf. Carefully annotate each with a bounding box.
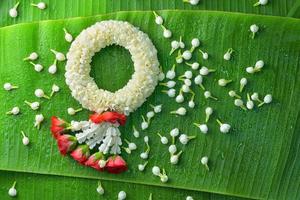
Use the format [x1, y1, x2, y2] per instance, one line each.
[0, 10, 299, 200]
[1, 0, 300, 27]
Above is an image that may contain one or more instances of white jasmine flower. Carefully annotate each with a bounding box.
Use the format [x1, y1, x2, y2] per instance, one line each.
[160, 81, 176, 88]
[168, 144, 177, 154]
[199, 66, 215, 76]
[175, 90, 185, 103]
[170, 128, 180, 138]
[140, 152, 149, 159]
[199, 49, 208, 60]
[6, 107, 20, 115]
[162, 88, 176, 97]
[67, 107, 82, 115]
[239, 78, 247, 92]
[170, 151, 183, 165]
[150, 104, 162, 113]
[182, 50, 192, 60]
[29, 62, 43, 72]
[140, 136, 150, 159]
[181, 70, 193, 79]
[138, 161, 148, 171]
[182, 78, 192, 86]
[63, 28, 73, 42]
[223, 48, 234, 60]
[186, 62, 199, 70]
[194, 74, 205, 90]
[152, 166, 161, 176]
[141, 115, 149, 130]
[158, 66, 165, 81]
[216, 119, 231, 133]
[166, 64, 176, 79]
[186, 196, 194, 200]
[250, 24, 259, 39]
[170, 107, 187, 116]
[132, 126, 140, 138]
[183, 0, 200, 5]
[234, 99, 247, 110]
[8, 181, 17, 197]
[204, 91, 218, 100]
[34, 114, 44, 129]
[152, 167, 168, 183]
[118, 191, 126, 200]
[9, 2, 19, 18]
[218, 78, 232, 87]
[50, 49, 65, 61]
[246, 66, 255, 74]
[146, 111, 155, 119]
[190, 38, 200, 52]
[21, 131, 30, 146]
[258, 94, 272, 107]
[157, 132, 168, 144]
[23, 52, 38, 61]
[188, 100, 195, 108]
[96, 181, 104, 195]
[170, 40, 180, 55]
[3, 83, 18, 91]
[228, 90, 241, 99]
[205, 107, 213, 122]
[179, 36, 185, 48]
[179, 134, 196, 145]
[255, 60, 264, 70]
[31, 2, 47, 10]
[24, 101, 40, 110]
[254, 0, 268, 6]
[194, 123, 208, 134]
[200, 156, 209, 171]
[153, 11, 163, 25]
[50, 84, 60, 97]
[176, 50, 184, 63]
[246, 93, 254, 110]
[124, 139, 137, 151]
[35, 89, 50, 99]
[48, 59, 57, 74]
[161, 25, 172, 38]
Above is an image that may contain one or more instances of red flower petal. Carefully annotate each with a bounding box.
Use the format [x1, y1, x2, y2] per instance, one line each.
[57, 134, 77, 156]
[70, 145, 90, 164]
[90, 112, 126, 126]
[85, 152, 104, 171]
[105, 155, 128, 174]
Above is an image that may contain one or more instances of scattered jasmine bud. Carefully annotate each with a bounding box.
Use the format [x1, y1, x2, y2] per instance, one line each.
[48, 59, 58, 74]
[251, 92, 260, 102]
[199, 66, 216, 76]
[158, 66, 165, 81]
[180, 70, 193, 79]
[168, 144, 177, 154]
[159, 81, 176, 88]
[35, 89, 50, 99]
[250, 24, 259, 39]
[153, 11, 163, 25]
[170, 40, 180, 55]
[182, 50, 192, 60]
[223, 48, 234, 61]
[254, 0, 268, 6]
[132, 126, 139, 138]
[8, 181, 17, 197]
[50, 84, 60, 97]
[186, 62, 199, 70]
[188, 99, 195, 108]
[240, 77, 247, 92]
[161, 25, 172, 38]
[166, 64, 176, 79]
[234, 99, 247, 111]
[255, 60, 264, 70]
[183, 79, 192, 86]
[162, 88, 176, 97]
[9, 2, 19, 18]
[6, 107, 20, 115]
[141, 115, 149, 130]
[150, 104, 162, 113]
[218, 78, 232, 87]
[216, 119, 231, 133]
[118, 191, 126, 200]
[31, 2, 47, 10]
[194, 75, 205, 90]
[170, 151, 183, 165]
[179, 36, 185, 49]
[138, 161, 149, 171]
[21, 131, 30, 146]
[125, 139, 137, 151]
[181, 84, 190, 93]
[190, 38, 200, 52]
[258, 94, 272, 107]
[199, 49, 208, 60]
[63, 28, 73, 42]
[205, 107, 213, 122]
[29, 62, 43, 72]
[96, 181, 104, 195]
[157, 132, 168, 144]
[24, 101, 40, 110]
[170, 128, 179, 144]
[186, 196, 194, 200]
[200, 156, 209, 171]
[183, 0, 200, 5]
[175, 90, 185, 103]
[140, 152, 149, 159]
[152, 166, 168, 183]
[98, 159, 107, 168]
[152, 166, 161, 176]
[146, 111, 155, 120]
[50, 49, 66, 61]
[246, 93, 254, 110]
[204, 91, 218, 100]
[23, 52, 38, 61]
[67, 107, 82, 115]
[170, 107, 187, 116]
[34, 114, 44, 129]
[176, 51, 183, 64]
[193, 123, 208, 134]
[246, 66, 255, 74]
[140, 136, 150, 159]
[228, 90, 241, 99]
[179, 134, 196, 145]
[3, 83, 18, 91]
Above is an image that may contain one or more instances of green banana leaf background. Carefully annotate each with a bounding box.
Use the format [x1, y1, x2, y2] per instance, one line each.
[0, 1, 300, 200]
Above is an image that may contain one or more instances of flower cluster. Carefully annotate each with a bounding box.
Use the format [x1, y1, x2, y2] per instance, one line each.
[65, 20, 160, 115]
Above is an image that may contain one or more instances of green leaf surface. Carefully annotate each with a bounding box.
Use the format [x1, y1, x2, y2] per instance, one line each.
[0, 10, 299, 200]
[0, 0, 300, 27]
[0, 170, 250, 200]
